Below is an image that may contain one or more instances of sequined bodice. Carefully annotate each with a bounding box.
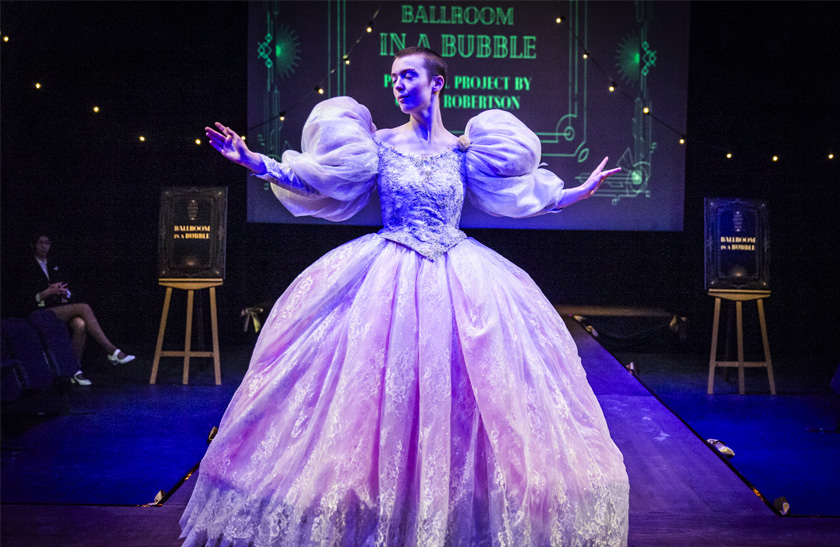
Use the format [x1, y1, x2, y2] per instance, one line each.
[375, 139, 467, 260]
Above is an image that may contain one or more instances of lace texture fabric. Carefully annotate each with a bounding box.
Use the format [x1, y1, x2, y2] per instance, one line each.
[375, 139, 467, 260]
[181, 97, 628, 546]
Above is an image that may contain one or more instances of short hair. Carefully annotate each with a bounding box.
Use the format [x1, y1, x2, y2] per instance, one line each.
[394, 46, 448, 90]
[29, 227, 51, 246]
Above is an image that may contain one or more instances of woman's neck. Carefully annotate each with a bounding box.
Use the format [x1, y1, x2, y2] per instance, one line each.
[395, 97, 455, 153]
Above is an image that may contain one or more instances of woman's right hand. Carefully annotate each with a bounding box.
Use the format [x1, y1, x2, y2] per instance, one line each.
[205, 123, 266, 174]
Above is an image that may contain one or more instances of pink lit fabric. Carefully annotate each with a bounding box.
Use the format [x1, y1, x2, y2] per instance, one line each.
[180, 97, 628, 546]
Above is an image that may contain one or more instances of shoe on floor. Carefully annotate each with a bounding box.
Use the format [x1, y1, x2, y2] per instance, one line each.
[71, 370, 92, 386]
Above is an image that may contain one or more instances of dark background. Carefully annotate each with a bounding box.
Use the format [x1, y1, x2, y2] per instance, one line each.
[2, 1, 838, 364]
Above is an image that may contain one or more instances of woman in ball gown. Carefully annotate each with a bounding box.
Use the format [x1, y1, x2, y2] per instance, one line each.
[180, 47, 629, 546]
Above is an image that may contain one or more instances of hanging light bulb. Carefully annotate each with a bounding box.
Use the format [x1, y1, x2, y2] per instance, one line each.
[555, 16, 562, 24]
[609, 82, 616, 92]
[366, 22, 373, 33]
[726, 153, 732, 159]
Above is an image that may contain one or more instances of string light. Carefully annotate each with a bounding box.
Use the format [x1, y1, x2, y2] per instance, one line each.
[366, 22, 373, 33]
[3, 36, 9, 42]
[609, 82, 616, 92]
[343, 55, 350, 65]
[726, 153, 733, 159]
[679, 137, 686, 145]
[278, 111, 286, 121]
[35, 82, 41, 89]
[772, 155, 778, 162]
[582, 50, 589, 59]
[555, 17, 562, 24]
[643, 106, 650, 114]
[195, 139, 201, 145]
[139, 136, 146, 142]
[316, 86, 324, 94]
[93, 106, 100, 113]
[829, 153, 835, 160]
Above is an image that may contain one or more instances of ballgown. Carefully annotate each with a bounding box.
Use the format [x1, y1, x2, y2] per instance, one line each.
[180, 97, 629, 546]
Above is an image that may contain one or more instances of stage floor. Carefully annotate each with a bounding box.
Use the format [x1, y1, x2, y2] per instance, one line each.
[2, 317, 839, 546]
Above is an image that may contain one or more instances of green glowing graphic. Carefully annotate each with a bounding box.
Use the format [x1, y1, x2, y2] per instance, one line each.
[616, 31, 642, 86]
[273, 24, 301, 79]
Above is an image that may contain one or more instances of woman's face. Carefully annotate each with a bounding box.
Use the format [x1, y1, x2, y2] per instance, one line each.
[33, 236, 51, 259]
[391, 54, 442, 114]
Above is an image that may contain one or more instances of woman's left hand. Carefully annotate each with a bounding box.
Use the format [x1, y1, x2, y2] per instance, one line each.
[579, 157, 621, 198]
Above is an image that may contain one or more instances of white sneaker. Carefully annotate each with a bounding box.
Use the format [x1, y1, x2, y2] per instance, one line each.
[71, 370, 92, 386]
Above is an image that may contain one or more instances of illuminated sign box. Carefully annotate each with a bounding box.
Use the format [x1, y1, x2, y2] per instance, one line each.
[158, 187, 227, 279]
[704, 197, 769, 291]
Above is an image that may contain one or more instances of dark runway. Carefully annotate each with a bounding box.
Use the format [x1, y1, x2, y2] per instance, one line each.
[2, 317, 839, 546]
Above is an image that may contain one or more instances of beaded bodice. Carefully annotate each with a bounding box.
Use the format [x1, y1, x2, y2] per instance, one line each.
[375, 139, 467, 260]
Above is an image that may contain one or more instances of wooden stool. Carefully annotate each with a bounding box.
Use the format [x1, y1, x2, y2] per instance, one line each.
[707, 289, 775, 395]
[150, 279, 222, 385]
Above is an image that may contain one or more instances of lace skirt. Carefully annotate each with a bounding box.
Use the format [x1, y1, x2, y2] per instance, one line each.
[180, 234, 629, 546]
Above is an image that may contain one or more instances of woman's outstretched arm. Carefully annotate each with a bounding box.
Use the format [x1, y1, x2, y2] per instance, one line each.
[205, 122, 266, 174]
[551, 157, 621, 210]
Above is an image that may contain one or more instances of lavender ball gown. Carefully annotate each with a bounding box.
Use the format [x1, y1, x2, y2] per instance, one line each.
[180, 97, 629, 546]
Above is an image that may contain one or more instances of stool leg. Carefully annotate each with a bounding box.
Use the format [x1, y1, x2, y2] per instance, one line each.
[736, 301, 745, 395]
[151, 287, 173, 384]
[708, 297, 722, 394]
[210, 287, 221, 385]
[183, 289, 194, 385]
[757, 299, 776, 395]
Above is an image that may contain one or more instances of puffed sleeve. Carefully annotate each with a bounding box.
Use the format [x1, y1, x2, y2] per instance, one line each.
[463, 109, 565, 218]
[255, 96, 379, 222]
